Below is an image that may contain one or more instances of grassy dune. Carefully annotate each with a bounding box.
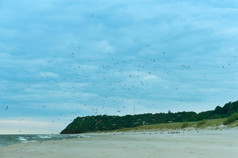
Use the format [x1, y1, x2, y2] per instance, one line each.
[111, 118, 238, 132]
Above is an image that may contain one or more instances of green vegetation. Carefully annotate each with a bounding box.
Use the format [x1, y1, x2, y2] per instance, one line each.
[111, 118, 225, 132]
[61, 100, 238, 134]
[197, 120, 207, 127]
[181, 122, 189, 129]
[223, 113, 238, 125]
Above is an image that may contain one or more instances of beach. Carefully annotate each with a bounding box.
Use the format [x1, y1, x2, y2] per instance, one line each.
[0, 129, 237, 158]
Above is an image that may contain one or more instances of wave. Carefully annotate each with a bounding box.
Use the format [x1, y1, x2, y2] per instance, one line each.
[0, 134, 90, 147]
[38, 135, 52, 139]
[18, 136, 28, 142]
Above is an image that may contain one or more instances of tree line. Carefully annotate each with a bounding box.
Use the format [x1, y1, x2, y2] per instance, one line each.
[61, 100, 238, 134]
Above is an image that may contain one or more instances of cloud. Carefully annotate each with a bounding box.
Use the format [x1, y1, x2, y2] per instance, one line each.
[95, 40, 114, 54]
[0, 119, 50, 126]
[39, 72, 59, 78]
[0, 118, 61, 134]
[1, 0, 238, 133]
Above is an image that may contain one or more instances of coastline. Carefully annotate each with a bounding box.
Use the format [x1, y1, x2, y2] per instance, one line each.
[0, 128, 237, 158]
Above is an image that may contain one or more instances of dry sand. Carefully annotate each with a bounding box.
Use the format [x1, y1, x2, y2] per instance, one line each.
[0, 129, 237, 158]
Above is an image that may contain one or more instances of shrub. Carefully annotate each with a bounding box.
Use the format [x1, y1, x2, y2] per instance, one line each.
[223, 113, 238, 125]
[181, 122, 189, 129]
[197, 120, 207, 127]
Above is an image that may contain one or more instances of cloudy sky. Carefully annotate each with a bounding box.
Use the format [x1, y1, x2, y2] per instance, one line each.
[0, 0, 238, 134]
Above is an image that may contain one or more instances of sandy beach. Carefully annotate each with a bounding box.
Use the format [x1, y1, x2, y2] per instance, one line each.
[0, 129, 237, 158]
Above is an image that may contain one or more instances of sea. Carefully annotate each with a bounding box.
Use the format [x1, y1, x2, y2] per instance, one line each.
[0, 134, 86, 147]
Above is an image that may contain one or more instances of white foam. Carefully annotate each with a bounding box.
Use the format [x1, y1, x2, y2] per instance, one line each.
[18, 136, 27, 142]
[38, 135, 52, 139]
[79, 135, 91, 138]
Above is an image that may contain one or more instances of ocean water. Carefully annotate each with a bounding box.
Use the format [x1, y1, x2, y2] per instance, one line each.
[0, 134, 84, 147]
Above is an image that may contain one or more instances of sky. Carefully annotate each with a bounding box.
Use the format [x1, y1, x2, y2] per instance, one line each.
[0, 0, 238, 134]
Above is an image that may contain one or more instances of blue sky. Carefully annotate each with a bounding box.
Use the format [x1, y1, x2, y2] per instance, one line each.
[0, 0, 238, 134]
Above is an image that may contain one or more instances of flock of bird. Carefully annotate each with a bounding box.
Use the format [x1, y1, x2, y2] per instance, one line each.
[1, 43, 236, 129]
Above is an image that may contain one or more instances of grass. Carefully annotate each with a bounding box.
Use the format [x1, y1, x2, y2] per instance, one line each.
[110, 118, 234, 132]
[223, 113, 238, 125]
[181, 122, 189, 129]
[197, 120, 207, 127]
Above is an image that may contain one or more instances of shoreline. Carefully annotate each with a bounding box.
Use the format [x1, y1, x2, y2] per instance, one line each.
[0, 128, 237, 158]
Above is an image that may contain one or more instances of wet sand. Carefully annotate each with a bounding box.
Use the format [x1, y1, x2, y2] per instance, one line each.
[0, 129, 237, 158]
